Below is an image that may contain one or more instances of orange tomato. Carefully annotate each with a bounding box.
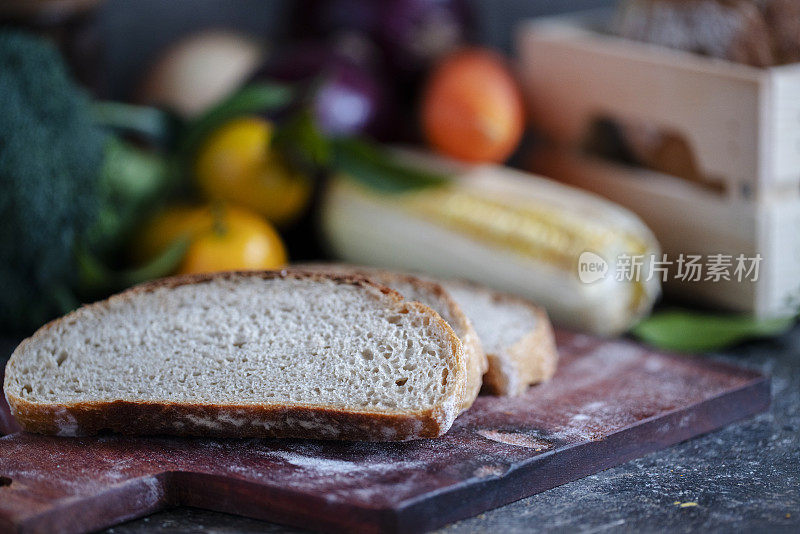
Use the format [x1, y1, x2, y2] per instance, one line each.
[133, 204, 287, 275]
[421, 48, 526, 164]
[195, 117, 311, 226]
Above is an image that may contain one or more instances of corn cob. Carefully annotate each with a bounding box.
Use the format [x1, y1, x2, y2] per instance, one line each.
[321, 150, 661, 336]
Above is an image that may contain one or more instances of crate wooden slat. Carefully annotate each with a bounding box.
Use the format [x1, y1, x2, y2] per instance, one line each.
[516, 12, 800, 200]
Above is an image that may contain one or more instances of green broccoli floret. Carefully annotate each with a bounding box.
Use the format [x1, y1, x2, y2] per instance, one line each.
[0, 31, 106, 334]
[0, 31, 176, 335]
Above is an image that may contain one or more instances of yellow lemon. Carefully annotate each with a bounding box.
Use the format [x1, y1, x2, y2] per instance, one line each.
[133, 204, 287, 275]
[179, 205, 287, 274]
[195, 117, 311, 226]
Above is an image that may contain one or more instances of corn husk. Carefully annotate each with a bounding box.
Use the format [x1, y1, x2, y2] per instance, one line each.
[321, 150, 661, 336]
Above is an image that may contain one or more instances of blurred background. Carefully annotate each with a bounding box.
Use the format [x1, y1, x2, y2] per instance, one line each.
[96, 0, 614, 98]
[2, 0, 799, 350]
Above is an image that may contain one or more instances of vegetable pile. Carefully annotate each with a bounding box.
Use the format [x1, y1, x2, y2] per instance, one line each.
[0, 28, 455, 335]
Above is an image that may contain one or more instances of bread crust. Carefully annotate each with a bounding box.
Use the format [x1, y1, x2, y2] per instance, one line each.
[4, 270, 465, 441]
[294, 263, 487, 411]
[5, 397, 450, 441]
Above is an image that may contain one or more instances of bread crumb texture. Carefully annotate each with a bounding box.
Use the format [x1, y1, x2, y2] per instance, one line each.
[5, 274, 462, 429]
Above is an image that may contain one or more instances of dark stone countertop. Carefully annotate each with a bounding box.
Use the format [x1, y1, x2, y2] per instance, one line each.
[2, 327, 798, 533]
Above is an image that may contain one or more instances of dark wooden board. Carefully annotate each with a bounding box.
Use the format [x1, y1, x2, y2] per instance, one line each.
[0, 331, 770, 534]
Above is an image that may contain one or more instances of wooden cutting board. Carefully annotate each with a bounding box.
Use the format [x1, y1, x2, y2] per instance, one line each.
[0, 331, 769, 534]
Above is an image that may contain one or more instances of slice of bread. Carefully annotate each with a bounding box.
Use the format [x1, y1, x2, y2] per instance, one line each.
[296, 264, 557, 397]
[3, 271, 466, 441]
[295, 264, 486, 411]
[439, 280, 558, 396]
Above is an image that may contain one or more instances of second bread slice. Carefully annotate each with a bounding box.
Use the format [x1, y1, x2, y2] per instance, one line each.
[296, 264, 486, 411]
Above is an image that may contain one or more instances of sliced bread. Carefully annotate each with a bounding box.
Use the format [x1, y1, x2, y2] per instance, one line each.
[439, 280, 558, 396]
[3, 271, 466, 441]
[295, 264, 487, 411]
[296, 264, 557, 397]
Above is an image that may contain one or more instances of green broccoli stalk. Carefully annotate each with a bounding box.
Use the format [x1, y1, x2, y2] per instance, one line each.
[0, 31, 177, 334]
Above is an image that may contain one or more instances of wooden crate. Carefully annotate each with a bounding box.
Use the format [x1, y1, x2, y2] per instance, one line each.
[517, 11, 800, 317]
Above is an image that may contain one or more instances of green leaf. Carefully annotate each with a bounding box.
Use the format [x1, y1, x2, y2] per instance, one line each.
[86, 138, 173, 255]
[179, 82, 294, 160]
[50, 284, 81, 316]
[331, 138, 449, 193]
[273, 109, 332, 174]
[119, 237, 190, 287]
[92, 101, 179, 145]
[76, 238, 190, 295]
[631, 309, 796, 353]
